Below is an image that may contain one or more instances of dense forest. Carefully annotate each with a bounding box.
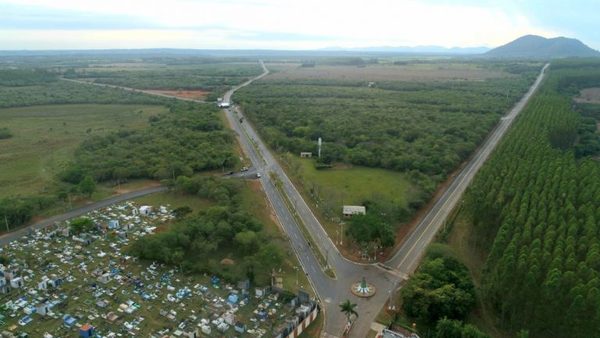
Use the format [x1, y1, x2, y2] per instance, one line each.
[400, 247, 488, 338]
[464, 59, 600, 337]
[129, 176, 284, 285]
[235, 62, 539, 247]
[63, 101, 236, 184]
[0, 69, 58, 86]
[236, 64, 536, 193]
[0, 75, 165, 108]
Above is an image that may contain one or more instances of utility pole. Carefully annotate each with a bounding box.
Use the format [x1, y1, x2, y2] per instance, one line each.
[295, 266, 299, 286]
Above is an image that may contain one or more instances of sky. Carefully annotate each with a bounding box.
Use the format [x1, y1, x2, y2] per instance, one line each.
[0, 0, 598, 50]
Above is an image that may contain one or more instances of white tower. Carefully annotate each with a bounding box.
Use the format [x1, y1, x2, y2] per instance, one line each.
[318, 137, 322, 158]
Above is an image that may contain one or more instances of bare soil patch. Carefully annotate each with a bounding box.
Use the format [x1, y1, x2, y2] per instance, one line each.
[146, 89, 209, 100]
[575, 87, 600, 104]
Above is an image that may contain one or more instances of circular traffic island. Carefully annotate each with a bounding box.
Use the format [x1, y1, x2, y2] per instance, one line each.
[351, 277, 376, 298]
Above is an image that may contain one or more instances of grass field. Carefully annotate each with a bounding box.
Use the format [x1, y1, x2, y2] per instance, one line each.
[296, 158, 414, 209]
[0, 104, 167, 199]
[283, 155, 417, 251]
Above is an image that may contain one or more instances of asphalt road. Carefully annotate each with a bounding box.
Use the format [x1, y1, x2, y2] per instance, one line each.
[224, 62, 407, 337]
[56, 61, 550, 338]
[0, 186, 167, 247]
[386, 63, 550, 272]
[224, 61, 550, 337]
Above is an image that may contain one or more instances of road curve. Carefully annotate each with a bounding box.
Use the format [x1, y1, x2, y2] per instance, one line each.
[0, 186, 167, 247]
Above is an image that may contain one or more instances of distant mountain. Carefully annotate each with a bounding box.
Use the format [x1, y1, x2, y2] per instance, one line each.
[486, 35, 600, 58]
[321, 45, 490, 55]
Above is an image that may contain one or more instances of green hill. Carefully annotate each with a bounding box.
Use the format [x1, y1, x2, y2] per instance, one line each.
[486, 35, 600, 59]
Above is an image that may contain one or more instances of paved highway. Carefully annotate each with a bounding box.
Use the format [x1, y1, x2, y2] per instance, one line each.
[57, 61, 550, 337]
[224, 61, 550, 337]
[223, 62, 400, 337]
[0, 186, 167, 247]
[386, 63, 550, 271]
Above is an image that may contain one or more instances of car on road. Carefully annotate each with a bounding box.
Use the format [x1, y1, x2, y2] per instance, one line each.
[241, 166, 249, 172]
[256, 173, 261, 178]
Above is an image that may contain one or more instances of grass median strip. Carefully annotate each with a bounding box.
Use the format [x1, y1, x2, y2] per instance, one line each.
[269, 171, 336, 279]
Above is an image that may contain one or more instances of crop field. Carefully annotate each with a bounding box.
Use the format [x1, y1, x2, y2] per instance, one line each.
[0, 104, 167, 199]
[265, 62, 514, 82]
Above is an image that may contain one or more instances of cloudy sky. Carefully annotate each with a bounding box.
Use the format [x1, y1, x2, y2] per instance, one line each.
[0, 0, 598, 50]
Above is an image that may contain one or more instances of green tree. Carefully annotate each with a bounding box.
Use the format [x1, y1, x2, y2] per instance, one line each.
[0, 127, 12, 139]
[434, 318, 489, 338]
[78, 176, 96, 197]
[70, 217, 95, 235]
[339, 299, 358, 323]
[234, 230, 259, 254]
[401, 255, 475, 323]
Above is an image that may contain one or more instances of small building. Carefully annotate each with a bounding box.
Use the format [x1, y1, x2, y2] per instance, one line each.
[97, 273, 111, 284]
[255, 286, 269, 298]
[218, 102, 231, 108]
[200, 325, 211, 335]
[139, 206, 152, 216]
[342, 205, 366, 217]
[300, 152, 312, 158]
[183, 329, 199, 338]
[38, 276, 49, 290]
[36, 301, 50, 316]
[223, 312, 235, 325]
[216, 322, 229, 333]
[10, 277, 23, 289]
[227, 293, 239, 305]
[79, 324, 95, 338]
[63, 314, 77, 327]
[108, 220, 119, 229]
[234, 322, 246, 334]
[48, 276, 62, 288]
[0, 284, 10, 294]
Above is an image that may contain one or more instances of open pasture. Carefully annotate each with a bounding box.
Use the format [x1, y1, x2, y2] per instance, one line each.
[0, 104, 167, 198]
